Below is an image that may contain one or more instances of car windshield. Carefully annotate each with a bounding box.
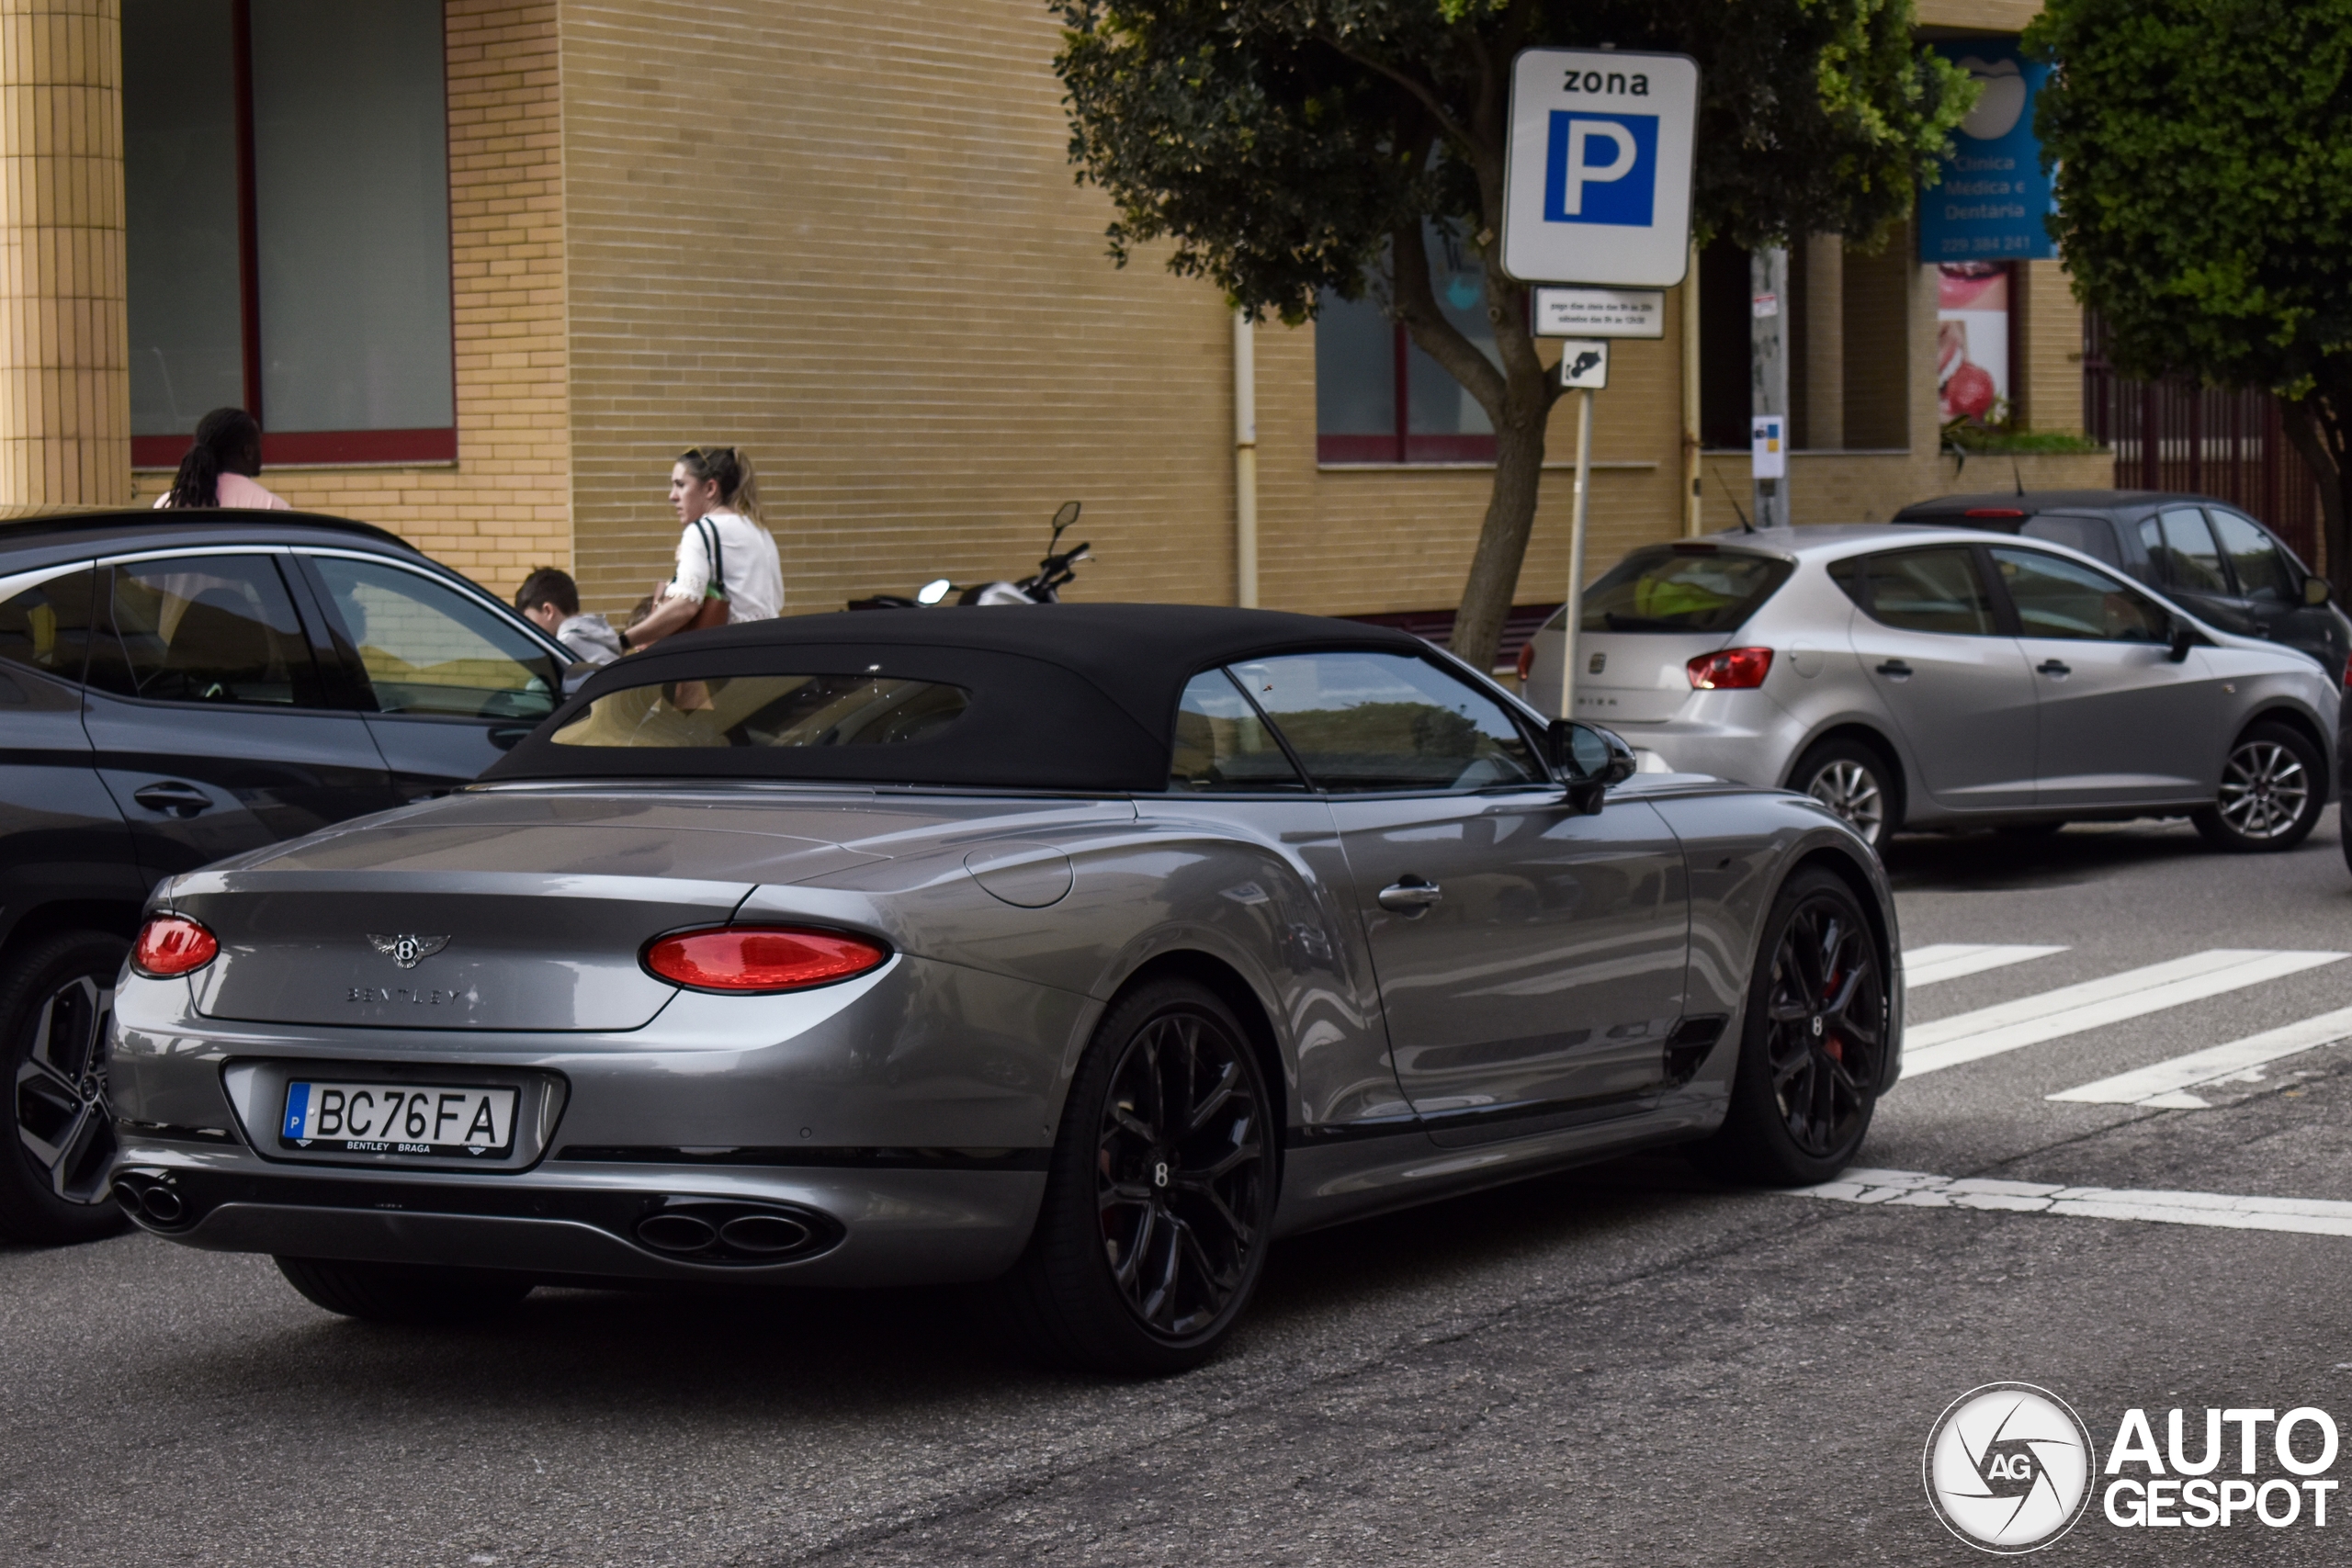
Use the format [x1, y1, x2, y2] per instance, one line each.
[1577, 547, 1792, 633]
[548, 672, 969, 750]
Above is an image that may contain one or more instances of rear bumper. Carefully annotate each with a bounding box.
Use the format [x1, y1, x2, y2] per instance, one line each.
[113, 1136, 1046, 1287]
[1603, 703, 1805, 790]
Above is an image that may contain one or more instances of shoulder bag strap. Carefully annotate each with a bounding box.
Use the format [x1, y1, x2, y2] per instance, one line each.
[696, 516, 729, 600]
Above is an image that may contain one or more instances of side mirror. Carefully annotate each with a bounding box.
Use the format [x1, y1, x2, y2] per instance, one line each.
[2167, 615, 2195, 663]
[916, 578, 953, 606]
[1548, 719, 1637, 812]
[2306, 573, 2333, 607]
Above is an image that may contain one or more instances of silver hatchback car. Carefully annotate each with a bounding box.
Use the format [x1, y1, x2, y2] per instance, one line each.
[1523, 525, 2341, 851]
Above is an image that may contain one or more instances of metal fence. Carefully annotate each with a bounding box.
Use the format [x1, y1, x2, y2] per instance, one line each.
[2081, 315, 2324, 564]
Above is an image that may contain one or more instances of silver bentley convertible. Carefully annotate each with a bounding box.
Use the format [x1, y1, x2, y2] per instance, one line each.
[107, 605, 1901, 1371]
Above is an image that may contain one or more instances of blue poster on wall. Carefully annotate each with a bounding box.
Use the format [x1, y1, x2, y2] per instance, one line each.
[1917, 42, 2056, 262]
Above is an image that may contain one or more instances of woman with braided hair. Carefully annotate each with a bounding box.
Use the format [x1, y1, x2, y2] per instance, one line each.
[153, 406, 288, 511]
[618, 445, 784, 651]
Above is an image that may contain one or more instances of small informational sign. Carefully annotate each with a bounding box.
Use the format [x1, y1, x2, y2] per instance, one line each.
[1750, 292, 1780, 319]
[1918, 42, 2056, 262]
[1556, 340, 1610, 390]
[1501, 48, 1699, 287]
[1751, 415, 1787, 479]
[1533, 286, 1664, 338]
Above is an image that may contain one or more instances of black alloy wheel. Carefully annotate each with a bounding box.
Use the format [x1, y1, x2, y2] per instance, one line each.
[1690, 868, 1888, 1186]
[1003, 977, 1276, 1374]
[1, 931, 132, 1244]
[2193, 721, 2324, 852]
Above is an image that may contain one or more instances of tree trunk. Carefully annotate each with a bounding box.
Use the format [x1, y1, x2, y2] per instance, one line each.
[2281, 386, 2351, 592]
[1448, 408, 1550, 673]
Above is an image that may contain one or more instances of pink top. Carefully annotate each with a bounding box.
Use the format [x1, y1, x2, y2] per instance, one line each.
[152, 471, 290, 510]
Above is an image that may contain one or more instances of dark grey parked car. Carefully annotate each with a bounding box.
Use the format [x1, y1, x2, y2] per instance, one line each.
[110, 605, 1900, 1372]
[1893, 491, 2352, 682]
[0, 506, 569, 1244]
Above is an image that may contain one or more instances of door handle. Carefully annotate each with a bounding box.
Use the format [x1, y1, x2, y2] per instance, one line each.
[131, 781, 212, 818]
[2037, 660, 2072, 678]
[1873, 660, 1913, 680]
[1376, 877, 1442, 915]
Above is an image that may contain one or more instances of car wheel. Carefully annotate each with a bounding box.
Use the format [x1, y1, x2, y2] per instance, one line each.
[1788, 739, 1895, 847]
[2193, 722, 2325, 852]
[1690, 868, 1889, 1187]
[1001, 977, 1277, 1375]
[0, 930, 132, 1245]
[274, 1257, 534, 1324]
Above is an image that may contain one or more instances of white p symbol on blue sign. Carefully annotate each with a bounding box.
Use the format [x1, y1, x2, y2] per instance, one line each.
[1544, 113, 1658, 226]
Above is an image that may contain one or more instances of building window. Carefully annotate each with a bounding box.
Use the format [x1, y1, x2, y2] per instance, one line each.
[126, 0, 455, 468]
[1316, 227, 1500, 465]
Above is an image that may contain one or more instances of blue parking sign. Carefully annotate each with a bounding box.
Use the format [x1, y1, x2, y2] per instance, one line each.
[1543, 113, 1658, 227]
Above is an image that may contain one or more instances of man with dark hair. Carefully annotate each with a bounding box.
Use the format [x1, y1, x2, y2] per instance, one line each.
[514, 566, 623, 666]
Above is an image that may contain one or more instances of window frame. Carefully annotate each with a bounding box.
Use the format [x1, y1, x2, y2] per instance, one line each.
[2202, 506, 2301, 604]
[83, 546, 337, 713]
[1220, 648, 1555, 798]
[1838, 545, 2008, 638]
[126, 0, 457, 470]
[290, 547, 568, 725]
[1985, 545, 2177, 645]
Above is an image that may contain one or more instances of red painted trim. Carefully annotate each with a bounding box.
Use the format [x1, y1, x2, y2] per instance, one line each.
[231, 0, 261, 422]
[1403, 434, 1499, 463]
[1317, 434, 1403, 465]
[263, 428, 458, 465]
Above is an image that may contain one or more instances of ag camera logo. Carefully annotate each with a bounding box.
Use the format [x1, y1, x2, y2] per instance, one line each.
[1924, 1383, 2097, 1553]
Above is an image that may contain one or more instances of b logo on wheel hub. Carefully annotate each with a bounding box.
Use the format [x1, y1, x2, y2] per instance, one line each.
[1925, 1382, 2097, 1552]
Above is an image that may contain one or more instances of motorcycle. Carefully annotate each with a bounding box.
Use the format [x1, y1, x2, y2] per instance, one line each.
[849, 502, 1090, 610]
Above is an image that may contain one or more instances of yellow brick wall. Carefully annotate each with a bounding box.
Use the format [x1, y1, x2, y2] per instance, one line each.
[129, 0, 571, 602]
[0, 0, 130, 506]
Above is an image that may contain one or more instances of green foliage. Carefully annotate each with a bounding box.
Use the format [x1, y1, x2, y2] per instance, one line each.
[1939, 416, 2103, 456]
[2030, 0, 2352, 397]
[1053, 0, 1973, 321]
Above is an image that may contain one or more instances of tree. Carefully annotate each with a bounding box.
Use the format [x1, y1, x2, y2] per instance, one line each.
[1054, 0, 1973, 671]
[2030, 0, 2352, 588]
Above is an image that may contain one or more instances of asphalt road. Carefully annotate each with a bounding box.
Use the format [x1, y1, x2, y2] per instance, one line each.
[13, 812, 2352, 1565]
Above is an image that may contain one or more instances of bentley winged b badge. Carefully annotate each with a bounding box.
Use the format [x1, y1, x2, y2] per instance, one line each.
[368, 933, 451, 970]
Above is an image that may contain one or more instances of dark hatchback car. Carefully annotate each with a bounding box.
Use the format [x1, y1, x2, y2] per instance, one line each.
[0, 506, 569, 1244]
[1893, 491, 2351, 683]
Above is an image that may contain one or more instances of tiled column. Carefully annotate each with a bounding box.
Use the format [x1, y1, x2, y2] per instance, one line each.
[0, 0, 128, 506]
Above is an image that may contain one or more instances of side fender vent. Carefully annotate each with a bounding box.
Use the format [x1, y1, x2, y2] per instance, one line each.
[1664, 1014, 1729, 1086]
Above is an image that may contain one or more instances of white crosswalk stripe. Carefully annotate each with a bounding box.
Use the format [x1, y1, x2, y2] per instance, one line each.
[1794, 1168, 2352, 1238]
[1904, 949, 2348, 1078]
[1902, 943, 2067, 987]
[2047, 1005, 2352, 1108]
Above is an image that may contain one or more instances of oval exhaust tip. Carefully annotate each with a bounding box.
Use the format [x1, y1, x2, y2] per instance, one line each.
[636, 1212, 718, 1252]
[139, 1186, 184, 1223]
[718, 1213, 810, 1254]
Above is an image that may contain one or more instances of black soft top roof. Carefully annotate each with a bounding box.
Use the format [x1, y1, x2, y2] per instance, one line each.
[485, 604, 1437, 793]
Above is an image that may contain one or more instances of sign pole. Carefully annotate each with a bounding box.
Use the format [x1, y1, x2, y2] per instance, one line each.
[1560, 385, 1595, 722]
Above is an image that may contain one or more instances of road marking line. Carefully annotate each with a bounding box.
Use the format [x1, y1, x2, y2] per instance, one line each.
[1902, 943, 2068, 987]
[1904, 949, 2347, 1077]
[2046, 1005, 2352, 1108]
[1795, 1168, 2352, 1238]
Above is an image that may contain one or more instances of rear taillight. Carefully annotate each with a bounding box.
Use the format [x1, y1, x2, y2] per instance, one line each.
[131, 915, 218, 977]
[1515, 639, 1537, 682]
[1688, 648, 1774, 690]
[642, 926, 889, 993]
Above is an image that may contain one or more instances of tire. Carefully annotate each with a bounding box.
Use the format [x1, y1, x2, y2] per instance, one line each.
[1000, 978, 1278, 1375]
[2193, 721, 2325, 852]
[1690, 868, 1890, 1187]
[1787, 738, 1895, 849]
[275, 1257, 534, 1324]
[0, 930, 132, 1245]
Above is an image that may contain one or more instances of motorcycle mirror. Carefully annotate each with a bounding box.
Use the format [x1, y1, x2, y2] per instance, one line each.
[916, 578, 953, 606]
[1052, 501, 1081, 529]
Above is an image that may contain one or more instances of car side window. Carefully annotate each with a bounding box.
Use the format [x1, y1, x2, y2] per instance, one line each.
[305, 555, 559, 720]
[85, 555, 321, 706]
[1168, 668, 1304, 792]
[0, 565, 99, 683]
[1858, 547, 1997, 635]
[1226, 650, 1546, 794]
[2206, 510, 2294, 602]
[2140, 509, 2231, 594]
[1991, 547, 2171, 642]
[2020, 513, 2123, 568]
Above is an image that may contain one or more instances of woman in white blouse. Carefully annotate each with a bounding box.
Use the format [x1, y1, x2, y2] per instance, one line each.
[619, 445, 785, 651]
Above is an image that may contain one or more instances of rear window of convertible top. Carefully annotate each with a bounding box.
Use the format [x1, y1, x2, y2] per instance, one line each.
[548, 672, 969, 750]
[1578, 547, 1793, 634]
